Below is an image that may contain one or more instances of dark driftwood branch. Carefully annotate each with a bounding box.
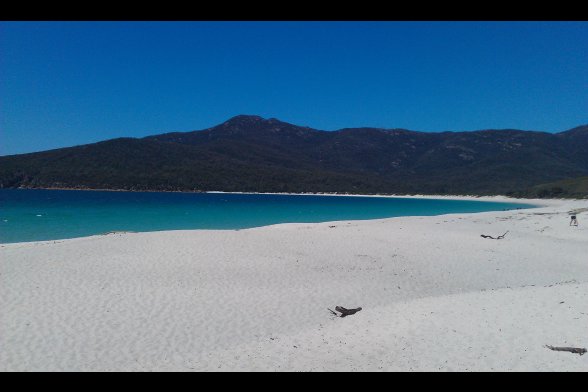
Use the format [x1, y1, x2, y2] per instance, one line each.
[481, 231, 509, 240]
[545, 345, 587, 356]
[334, 306, 362, 317]
[328, 306, 362, 318]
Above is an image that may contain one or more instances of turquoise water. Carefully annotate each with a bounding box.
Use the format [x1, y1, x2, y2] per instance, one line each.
[0, 189, 535, 244]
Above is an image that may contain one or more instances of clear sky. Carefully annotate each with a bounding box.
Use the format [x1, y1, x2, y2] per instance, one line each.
[1, 21, 587, 156]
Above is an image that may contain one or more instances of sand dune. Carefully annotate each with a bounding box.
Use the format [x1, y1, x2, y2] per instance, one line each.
[1, 196, 586, 371]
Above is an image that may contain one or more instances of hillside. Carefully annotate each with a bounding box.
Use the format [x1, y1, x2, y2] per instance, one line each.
[509, 176, 588, 199]
[1, 115, 587, 197]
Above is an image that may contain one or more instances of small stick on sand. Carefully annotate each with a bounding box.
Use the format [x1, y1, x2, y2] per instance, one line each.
[481, 231, 509, 240]
[545, 345, 587, 356]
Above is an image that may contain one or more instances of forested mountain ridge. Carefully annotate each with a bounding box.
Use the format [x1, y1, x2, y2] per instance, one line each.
[1, 115, 587, 197]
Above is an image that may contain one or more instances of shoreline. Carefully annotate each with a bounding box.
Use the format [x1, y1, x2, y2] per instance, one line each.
[0, 193, 554, 247]
[4, 185, 584, 204]
[1, 196, 586, 371]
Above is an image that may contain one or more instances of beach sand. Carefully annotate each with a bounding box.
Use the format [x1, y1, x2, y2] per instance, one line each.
[1, 196, 586, 371]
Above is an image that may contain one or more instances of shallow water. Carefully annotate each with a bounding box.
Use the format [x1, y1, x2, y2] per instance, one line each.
[0, 189, 535, 244]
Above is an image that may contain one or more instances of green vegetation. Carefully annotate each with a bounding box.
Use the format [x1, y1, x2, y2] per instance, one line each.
[508, 177, 588, 199]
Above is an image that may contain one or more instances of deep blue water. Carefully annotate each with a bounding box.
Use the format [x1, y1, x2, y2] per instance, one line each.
[0, 189, 535, 244]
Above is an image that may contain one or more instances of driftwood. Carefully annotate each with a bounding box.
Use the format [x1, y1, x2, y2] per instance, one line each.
[545, 345, 587, 356]
[328, 306, 363, 318]
[481, 231, 509, 240]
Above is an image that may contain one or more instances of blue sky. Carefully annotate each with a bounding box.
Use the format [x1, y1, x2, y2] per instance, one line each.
[1, 21, 587, 156]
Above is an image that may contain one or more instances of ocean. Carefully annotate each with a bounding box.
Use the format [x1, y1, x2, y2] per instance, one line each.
[0, 189, 535, 244]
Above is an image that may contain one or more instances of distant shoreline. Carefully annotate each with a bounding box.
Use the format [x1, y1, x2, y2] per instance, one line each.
[1, 186, 558, 206]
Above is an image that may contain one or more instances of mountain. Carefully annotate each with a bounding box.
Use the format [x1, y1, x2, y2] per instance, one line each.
[1, 115, 587, 197]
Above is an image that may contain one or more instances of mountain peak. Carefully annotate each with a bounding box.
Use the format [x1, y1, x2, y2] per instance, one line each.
[220, 115, 297, 128]
[222, 114, 266, 125]
[213, 115, 312, 136]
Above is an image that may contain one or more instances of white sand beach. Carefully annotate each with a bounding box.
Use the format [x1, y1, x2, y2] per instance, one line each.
[1, 196, 586, 372]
